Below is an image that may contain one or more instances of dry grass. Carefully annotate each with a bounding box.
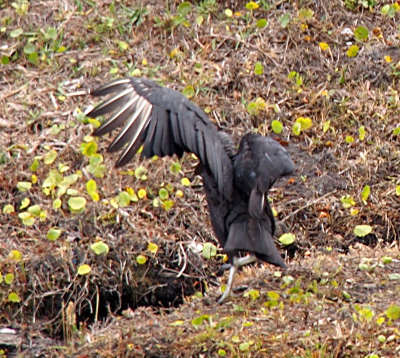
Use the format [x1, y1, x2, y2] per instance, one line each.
[1, 0, 400, 357]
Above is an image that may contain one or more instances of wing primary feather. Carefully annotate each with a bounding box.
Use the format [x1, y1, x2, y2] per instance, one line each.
[90, 78, 132, 96]
[107, 97, 149, 151]
[93, 94, 140, 136]
[115, 101, 153, 166]
[88, 87, 135, 117]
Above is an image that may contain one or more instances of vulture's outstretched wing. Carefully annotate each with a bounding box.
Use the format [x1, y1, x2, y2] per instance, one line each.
[87, 78, 233, 198]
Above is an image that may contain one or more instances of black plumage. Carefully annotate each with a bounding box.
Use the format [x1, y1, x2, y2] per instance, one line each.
[87, 77, 295, 303]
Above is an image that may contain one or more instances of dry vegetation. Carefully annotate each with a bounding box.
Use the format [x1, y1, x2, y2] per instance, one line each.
[1, 0, 400, 357]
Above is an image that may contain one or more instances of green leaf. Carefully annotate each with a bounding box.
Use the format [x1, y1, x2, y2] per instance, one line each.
[359, 125, 366, 140]
[23, 43, 36, 54]
[45, 27, 58, 40]
[1, 55, 10, 65]
[8, 292, 21, 303]
[116, 191, 131, 207]
[136, 255, 147, 264]
[162, 200, 173, 211]
[246, 1, 259, 10]
[278, 233, 295, 245]
[202, 242, 217, 259]
[347, 45, 359, 58]
[256, 19, 267, 28]
[361, 185, 370, 202]
[239, 342, 250, 352]
[298, 8, 314, 20]
[292, 122, 301, 136]
[30, 158, 40, 172]
[18, 212, 35, 226]
[47, 228, 61, 241]
[77, 264, 91, 275]
[134, 166, 147, 180]
[91, 241, 110, 255]
[341, 195, 355, 208]
[382, 256, 392, 264]
[243, 289, 260, 301]
[68, 197, 87, 211]
[9, 250, 22, 261]
[28, 52, 39, 65]
[254, 61, 264, 75]
[267, 291, 280, 300]
[354, 225, 372, 237]
[182, 85, 195, 99]
[3, 204, 15, 214]
[159, 188, 169, 200]
[26, 205, 40, 216]
[385, 305, 400, 320]
[86, 179, 97, 194]
[181, 177, 191, 186]
[5, 273, 14, 285]
[271, 120, 283, 134]
[17, 181, 32, 192]
[170, 162, 181, 174]
[53, 198, 62, 209]
[147, 242, 158, 254]
[10, 28, 23, 38]
[177, 1, 192, 16]
[80, 141, 98, 156]
[278, 14, 290, 28]
[354, 26, 368, 41]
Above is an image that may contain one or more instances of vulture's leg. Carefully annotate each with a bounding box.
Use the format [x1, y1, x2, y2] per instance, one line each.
[217, 254, 257, 304]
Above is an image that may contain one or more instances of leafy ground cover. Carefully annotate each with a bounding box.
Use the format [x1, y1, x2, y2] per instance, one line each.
[1, 0, 400, 356]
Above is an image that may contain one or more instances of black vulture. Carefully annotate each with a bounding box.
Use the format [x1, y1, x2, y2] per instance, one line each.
[86, 77, 295, 303]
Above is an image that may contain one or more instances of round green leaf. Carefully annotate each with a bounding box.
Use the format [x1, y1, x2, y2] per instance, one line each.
[353, 225, 372, 237]
[148, 242, 158, 254]
[278, 233, 295, 245]
[254, 61, 264, 75]
[8, 292, 21, 303]
[77, 264, 91, 275]
[68, 197, 86, 210]
[347, 45, 359, 58]
[47, 228, 61, 241]
[3, 204, 15, 214]
[271, 120, 283, 134]
[354, 26, 368, 41]
[5, 273, 14, 285]
[202, 242, 217, 259]
[159, 188, 169, 200]
[136, 255, 147, 264]
[91, 241, 110, 255]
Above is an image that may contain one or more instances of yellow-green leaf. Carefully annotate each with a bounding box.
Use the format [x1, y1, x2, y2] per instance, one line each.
[347, 45, 359, 58]
[181, 177, 191, 186]
[5, 273, 14, 285]
[68, 197, 86, 210]
[17, 182, 32, 192]
[8, 292, 21, 303]
[279, 233, 295, 245]
[354, 225, 372, 237]
[77, 264, 91, 275]
[319, 42, 330, 51]
[3, 204, 15, 214]
[136, 255, 147, 264]
[47, 228, 61, 241]
[91, 241, 110, 255]
[148, 242, 158, 254]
